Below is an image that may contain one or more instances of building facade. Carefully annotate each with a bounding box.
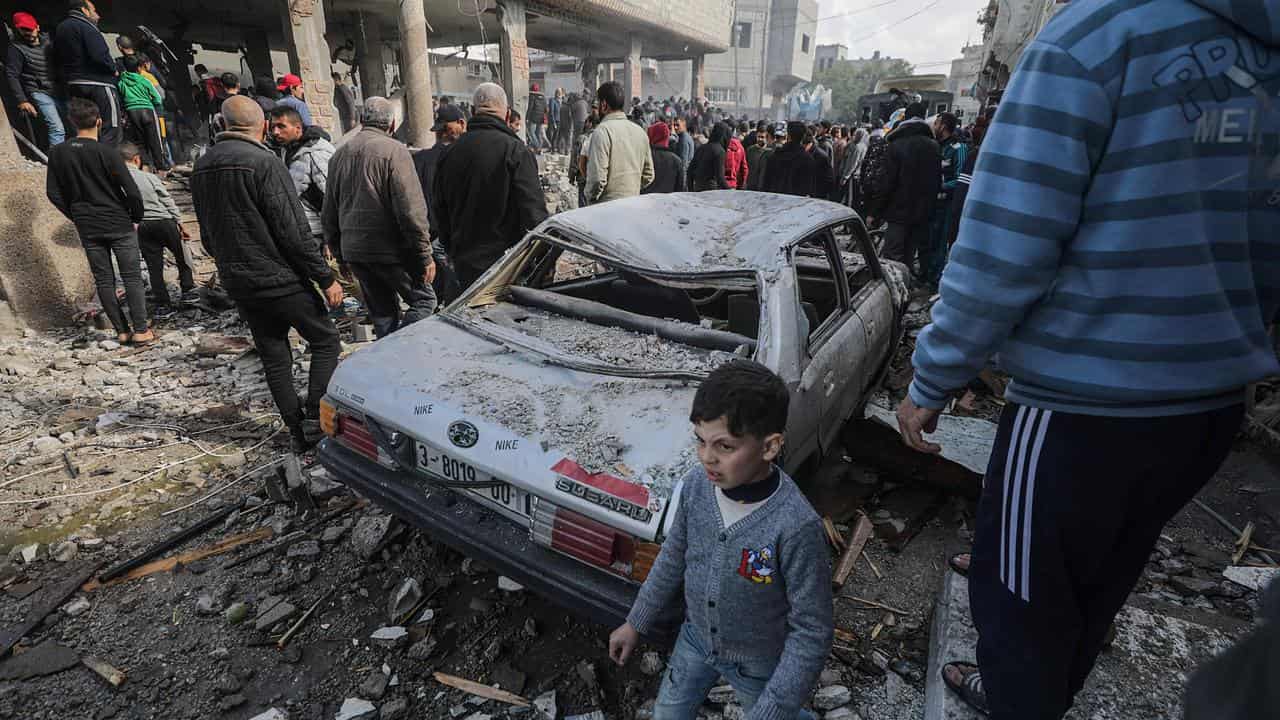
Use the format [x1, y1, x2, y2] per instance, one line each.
[813, 43, 848, 75]
[974, 0, 1070, 105]
[947, 44, 984, 120]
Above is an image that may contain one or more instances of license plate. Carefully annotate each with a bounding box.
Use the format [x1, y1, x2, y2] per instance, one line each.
[416, 442, 529, 518]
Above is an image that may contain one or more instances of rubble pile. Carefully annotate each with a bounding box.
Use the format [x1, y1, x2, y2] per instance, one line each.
[538, 154, 578, 215]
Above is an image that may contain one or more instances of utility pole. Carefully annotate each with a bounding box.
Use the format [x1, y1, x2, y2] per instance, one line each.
[758, 4, 770, 119]
[731, 4, 740, 113]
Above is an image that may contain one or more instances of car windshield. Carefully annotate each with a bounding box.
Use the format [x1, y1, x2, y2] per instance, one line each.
[457, 236, 762, 374]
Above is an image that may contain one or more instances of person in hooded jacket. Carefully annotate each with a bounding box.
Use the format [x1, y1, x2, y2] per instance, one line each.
[642, 121, 685, 194]
[866, 102, 940, 265]
[688, 121, 730, 191]
[724, 128, 749, 189]
[761, 122, 821, 198]
[268, 106, 334, 250]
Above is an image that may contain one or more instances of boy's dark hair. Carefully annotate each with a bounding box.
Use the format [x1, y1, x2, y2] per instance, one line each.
[67, 0, 88, 12]
[690, 360, 789, 439]
[268, 106, 303, 126]
[220, 72, 239, 90]
[905, 101, 927, 119]
[118, 143, 141, 163]
[66, 97, 99, 130]
[597, 81, 625, 113]
[937, 112, 959, 134]
[122, 54, 140, 72]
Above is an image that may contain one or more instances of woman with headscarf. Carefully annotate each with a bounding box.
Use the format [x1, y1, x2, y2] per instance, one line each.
[839, 127, 869, 208]
[687, 121, 730, 191]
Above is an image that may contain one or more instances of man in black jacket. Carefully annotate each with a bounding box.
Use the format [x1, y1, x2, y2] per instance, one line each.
[7, 12, 63, 148]
[54, 0, 123, 146]
[687, 121, 730, 192]
[642, 121, 685, 194]
[325, 96, 437, 338]
[47, 98, 151, 344]
[866, 102, 940, 265]
[526, 83, 547, 151]
[191, 96, 342, 453]
[761, 121, 822, 198]
[434, 83, 549, 291]
[414, 104, 467, 302]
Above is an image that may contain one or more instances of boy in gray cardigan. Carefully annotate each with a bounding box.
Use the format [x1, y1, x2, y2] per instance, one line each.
[610, 360, 833, 720]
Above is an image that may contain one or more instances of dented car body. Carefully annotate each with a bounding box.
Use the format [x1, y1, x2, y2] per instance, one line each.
[317, 191, 907, 625]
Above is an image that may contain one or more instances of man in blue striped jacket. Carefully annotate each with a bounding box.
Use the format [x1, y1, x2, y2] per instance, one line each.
[895, 1, 1280, 718]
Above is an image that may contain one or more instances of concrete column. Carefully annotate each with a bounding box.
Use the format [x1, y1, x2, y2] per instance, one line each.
[354, 11, 387, 99]
[623, 35, 642, 107]
[691, 55, 706, 100]
[280, 0, 335, 132]
[0, 105, 23, 164]
[497, 0, 530, 121]
[580, 57, 599, 95]
[398, 0, 435, 148]
[245, 28, 274, 82]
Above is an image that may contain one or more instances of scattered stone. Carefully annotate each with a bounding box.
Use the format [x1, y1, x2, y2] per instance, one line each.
[0, 641, 80, 680]
[220, 450, 247, 470]
[449, 705, 470, 718]
[533, 691, 557, 720]
[497, 576, 524, 592]
[51, 541, 78, 563]
[1168, 576, 1218, 597]
[381, 698, 409, 720]
[819, 668, 842, 687]
[322, 525, 347, 543]
[460, 557, 483, 576]
[254, 602, 298, 631]
[491, 663, 527, 694]
[812, 685, 852, 711]
[1223, 565, 1280, 592]
[388, 578, 422, 623]
[824, 707, 860, 720]
[99, 339, 121, 351]
[0, 359, 36, 376]
[11, 543, 40, 564]
[309, 470, 346, 500]
[414, 608, 436, 624]
[407, 636, 437, 660]
[335, 698, 378, 720]
[61, 596, 91, 617]
[353, 514, 396, 559]
[724, 703, 745, 720]
[564, 712, 605, 720]
[468, 597, 493, 613]
[218, 694, 247, 712]
[224, 602, 249, 625]
[248, 709, 287, 720]
[249, 559, 273, 576]
[286, 540, 322, 561]
[359, 671, 391, 701]
[522, 617, 538, 639]
[639, 651, 665, 676]
[370, 626, 409, 648]
[576, 660, 599, 690]
[1181, 541, 1229, 569]
[707, 685, 735, 704]
[195, 591, 221, 616]
[282, 644, 303, 664]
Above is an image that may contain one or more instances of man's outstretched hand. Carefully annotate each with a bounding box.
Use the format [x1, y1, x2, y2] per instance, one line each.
[896, 395, 942, 454]
[423, 260, 437, 286]
[608, 622, 640, 666]
[323, 282, 344, 309]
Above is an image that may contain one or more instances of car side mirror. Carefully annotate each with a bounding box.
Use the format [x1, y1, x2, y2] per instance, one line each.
[799, 359, 822, 393]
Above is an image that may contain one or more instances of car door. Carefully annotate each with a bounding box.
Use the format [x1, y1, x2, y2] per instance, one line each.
[846, 228, 898, 397]
[794, 228, 869, 457]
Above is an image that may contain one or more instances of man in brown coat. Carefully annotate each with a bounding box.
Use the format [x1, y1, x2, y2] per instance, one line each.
[323, 96, 437, 338]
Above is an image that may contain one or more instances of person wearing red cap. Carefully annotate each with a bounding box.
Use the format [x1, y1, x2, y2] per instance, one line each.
[276, 74, 314, 127]
[6, 11, 64, 147]
[641, 121, 685, 194]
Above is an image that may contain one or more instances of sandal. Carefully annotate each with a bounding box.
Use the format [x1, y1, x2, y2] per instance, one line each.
[130, 329, 157, 345]
[942, 662, 989, 716]
[949, 552, 971, 577]
[116, 332, 132, 344]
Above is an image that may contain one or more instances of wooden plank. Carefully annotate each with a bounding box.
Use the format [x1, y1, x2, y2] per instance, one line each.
[832, 513, 874, 588]
[82, 528, 272, 592]
[433, 672, 531, 707]
[82, 656, 126, 686]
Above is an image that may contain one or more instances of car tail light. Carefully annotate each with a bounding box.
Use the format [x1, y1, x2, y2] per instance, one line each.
[532, 500, 656, 581]
[319, 398, 337, 437]
[336, 414, 379, 463]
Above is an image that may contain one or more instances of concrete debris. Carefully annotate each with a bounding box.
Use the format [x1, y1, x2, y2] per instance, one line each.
[564, 712, 606, 720]
[335, 698, 378, 720]
[352, 514, 396, 559]
[415, 608, 436, 624]
[819, 668, 842, 687]
[61, 596, 91, 617]
[707, 685, 735, 704]
[533, 690, 557, 720]
[359, 670, 391, 701]
[724, 703, 745, 720]
[407, 636, 437, 660]
[308, 467, 346, 499]
[388, 578, 422, 623]
[12, 543, 40, 564]
[248, 710, 288, 720]
[824, 707, 861, 720]
[286, 540, 322, 561]
[1168, 576, 1219, 597]
[812, 685, 852, 711]
[0, 642, 80, 680]
[497, 576, 524, 592]
[1223, 565, 1279, 592]
[370, 626, 409, 648]
[254, 601, 298, 631]
[490, 663, 527, 694]
[195, 591, 221, 616]
[51, 541, 78, 563]
[380, 698, 409, 720]
[522, 617, 537, 638]
[639, 651, 665, 676]
[322, 525, 348, 543]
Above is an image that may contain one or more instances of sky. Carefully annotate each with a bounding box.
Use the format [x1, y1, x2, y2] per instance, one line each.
[816, 0, 991, 72]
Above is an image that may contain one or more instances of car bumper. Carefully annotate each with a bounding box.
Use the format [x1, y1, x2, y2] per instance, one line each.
[317, 438, 640, 628]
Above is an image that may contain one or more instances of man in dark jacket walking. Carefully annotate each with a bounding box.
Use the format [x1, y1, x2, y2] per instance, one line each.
[688, 121, 730, 191]
[47, 98, 150, 344]
[642, 121, 685, 194]
[55, 0, 123, 146]
[434, 83, 548, 291]
[191, 96, 342, 453]
[526, 83, 547, 151]
[761, 122, 822, 198]
[7, 12, 63, 147]
[324, 96, 437, 338]
[414, 104, 467, 302]
[866, 102, 940, 265]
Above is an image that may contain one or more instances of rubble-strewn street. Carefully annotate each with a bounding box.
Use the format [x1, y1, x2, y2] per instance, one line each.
[1, 163, 1275, 718]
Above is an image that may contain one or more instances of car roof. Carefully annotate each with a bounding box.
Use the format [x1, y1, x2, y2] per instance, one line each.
[542, 190, 858, 274]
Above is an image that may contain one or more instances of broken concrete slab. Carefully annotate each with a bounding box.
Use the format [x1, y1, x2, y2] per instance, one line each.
[336, 698, 378, 720]
[248, 709, 288, 720]
[61, 596, 91, 617]
[381, 698, 409, 720]
[533, 690, 557, 720]
[388, 578, 422, 623]
[353, 514, 397, 559]
[812, 685, 851, 711]
[359, 670, 391, 701]
[1223, 565, 1279, 592]
[254, 602, 298, 631]
[924, 571, 1244, 720]
[370, 626, 409, 648]
[864, 403, 996, 476]
[0, 641, 80, 680]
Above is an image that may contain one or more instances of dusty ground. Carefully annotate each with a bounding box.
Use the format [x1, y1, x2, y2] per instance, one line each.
[0, 174, 1276, 720]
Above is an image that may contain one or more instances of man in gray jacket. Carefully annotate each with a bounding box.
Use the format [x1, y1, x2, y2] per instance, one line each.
[584, 81, 654, 204]
[323, 97, 436, 338]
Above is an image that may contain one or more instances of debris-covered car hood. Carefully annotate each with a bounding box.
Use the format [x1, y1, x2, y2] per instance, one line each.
[545, 191, 858, 273]
[328, 317, 699, 520]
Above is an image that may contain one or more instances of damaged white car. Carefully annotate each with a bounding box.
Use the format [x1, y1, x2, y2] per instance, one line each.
[317, 191, 907, 624]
